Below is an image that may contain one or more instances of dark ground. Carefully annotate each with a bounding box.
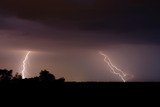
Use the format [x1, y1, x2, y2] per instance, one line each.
[0, 82, 159, 105]
[1, 82, 160, 96]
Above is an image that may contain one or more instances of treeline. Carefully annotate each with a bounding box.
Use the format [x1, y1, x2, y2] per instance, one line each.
[0, 69, 65, 83]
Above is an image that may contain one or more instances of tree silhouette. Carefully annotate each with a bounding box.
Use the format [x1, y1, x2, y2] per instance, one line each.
[39, 70, 56, 82]
[0, 68, 65, 84]
[13, 73, 22, 80]
[57, 77, 65, 82]
[0, 69, 13, 81]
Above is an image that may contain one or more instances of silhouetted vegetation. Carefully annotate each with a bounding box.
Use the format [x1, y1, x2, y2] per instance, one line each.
[0, 68, 160, 98]
[39, 70, 56, 82]
[0, 69, 65, 83]
[13, 73, 22, 80]
[0, 69, 13, 81]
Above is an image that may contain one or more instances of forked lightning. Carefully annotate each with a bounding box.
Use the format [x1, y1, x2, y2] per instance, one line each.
[99, 51, 132, 82]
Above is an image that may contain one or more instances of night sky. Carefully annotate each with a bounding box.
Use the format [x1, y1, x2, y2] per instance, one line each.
[0, 0, 160, 81]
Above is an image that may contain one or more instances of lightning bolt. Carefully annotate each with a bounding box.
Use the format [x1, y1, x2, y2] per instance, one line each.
[99, 51, 133, 82]
[21, 51, 31, 79]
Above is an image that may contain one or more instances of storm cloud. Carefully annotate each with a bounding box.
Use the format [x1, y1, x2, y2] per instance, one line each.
[0, 0, 160, 81]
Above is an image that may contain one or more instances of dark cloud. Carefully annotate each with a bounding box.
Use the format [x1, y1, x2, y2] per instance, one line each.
[0, 0, 160, 46]
[0, 15, 160, 53]
[0, 0, 160, 31]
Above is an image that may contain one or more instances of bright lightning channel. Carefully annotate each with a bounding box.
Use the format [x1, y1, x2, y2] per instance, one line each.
[99, 51, 131, 82]
[21, 51, 31, 79]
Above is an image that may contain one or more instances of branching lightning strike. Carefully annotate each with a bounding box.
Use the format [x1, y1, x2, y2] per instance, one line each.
[21, 51, 31, 79]
[99, 51, 131, 82]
